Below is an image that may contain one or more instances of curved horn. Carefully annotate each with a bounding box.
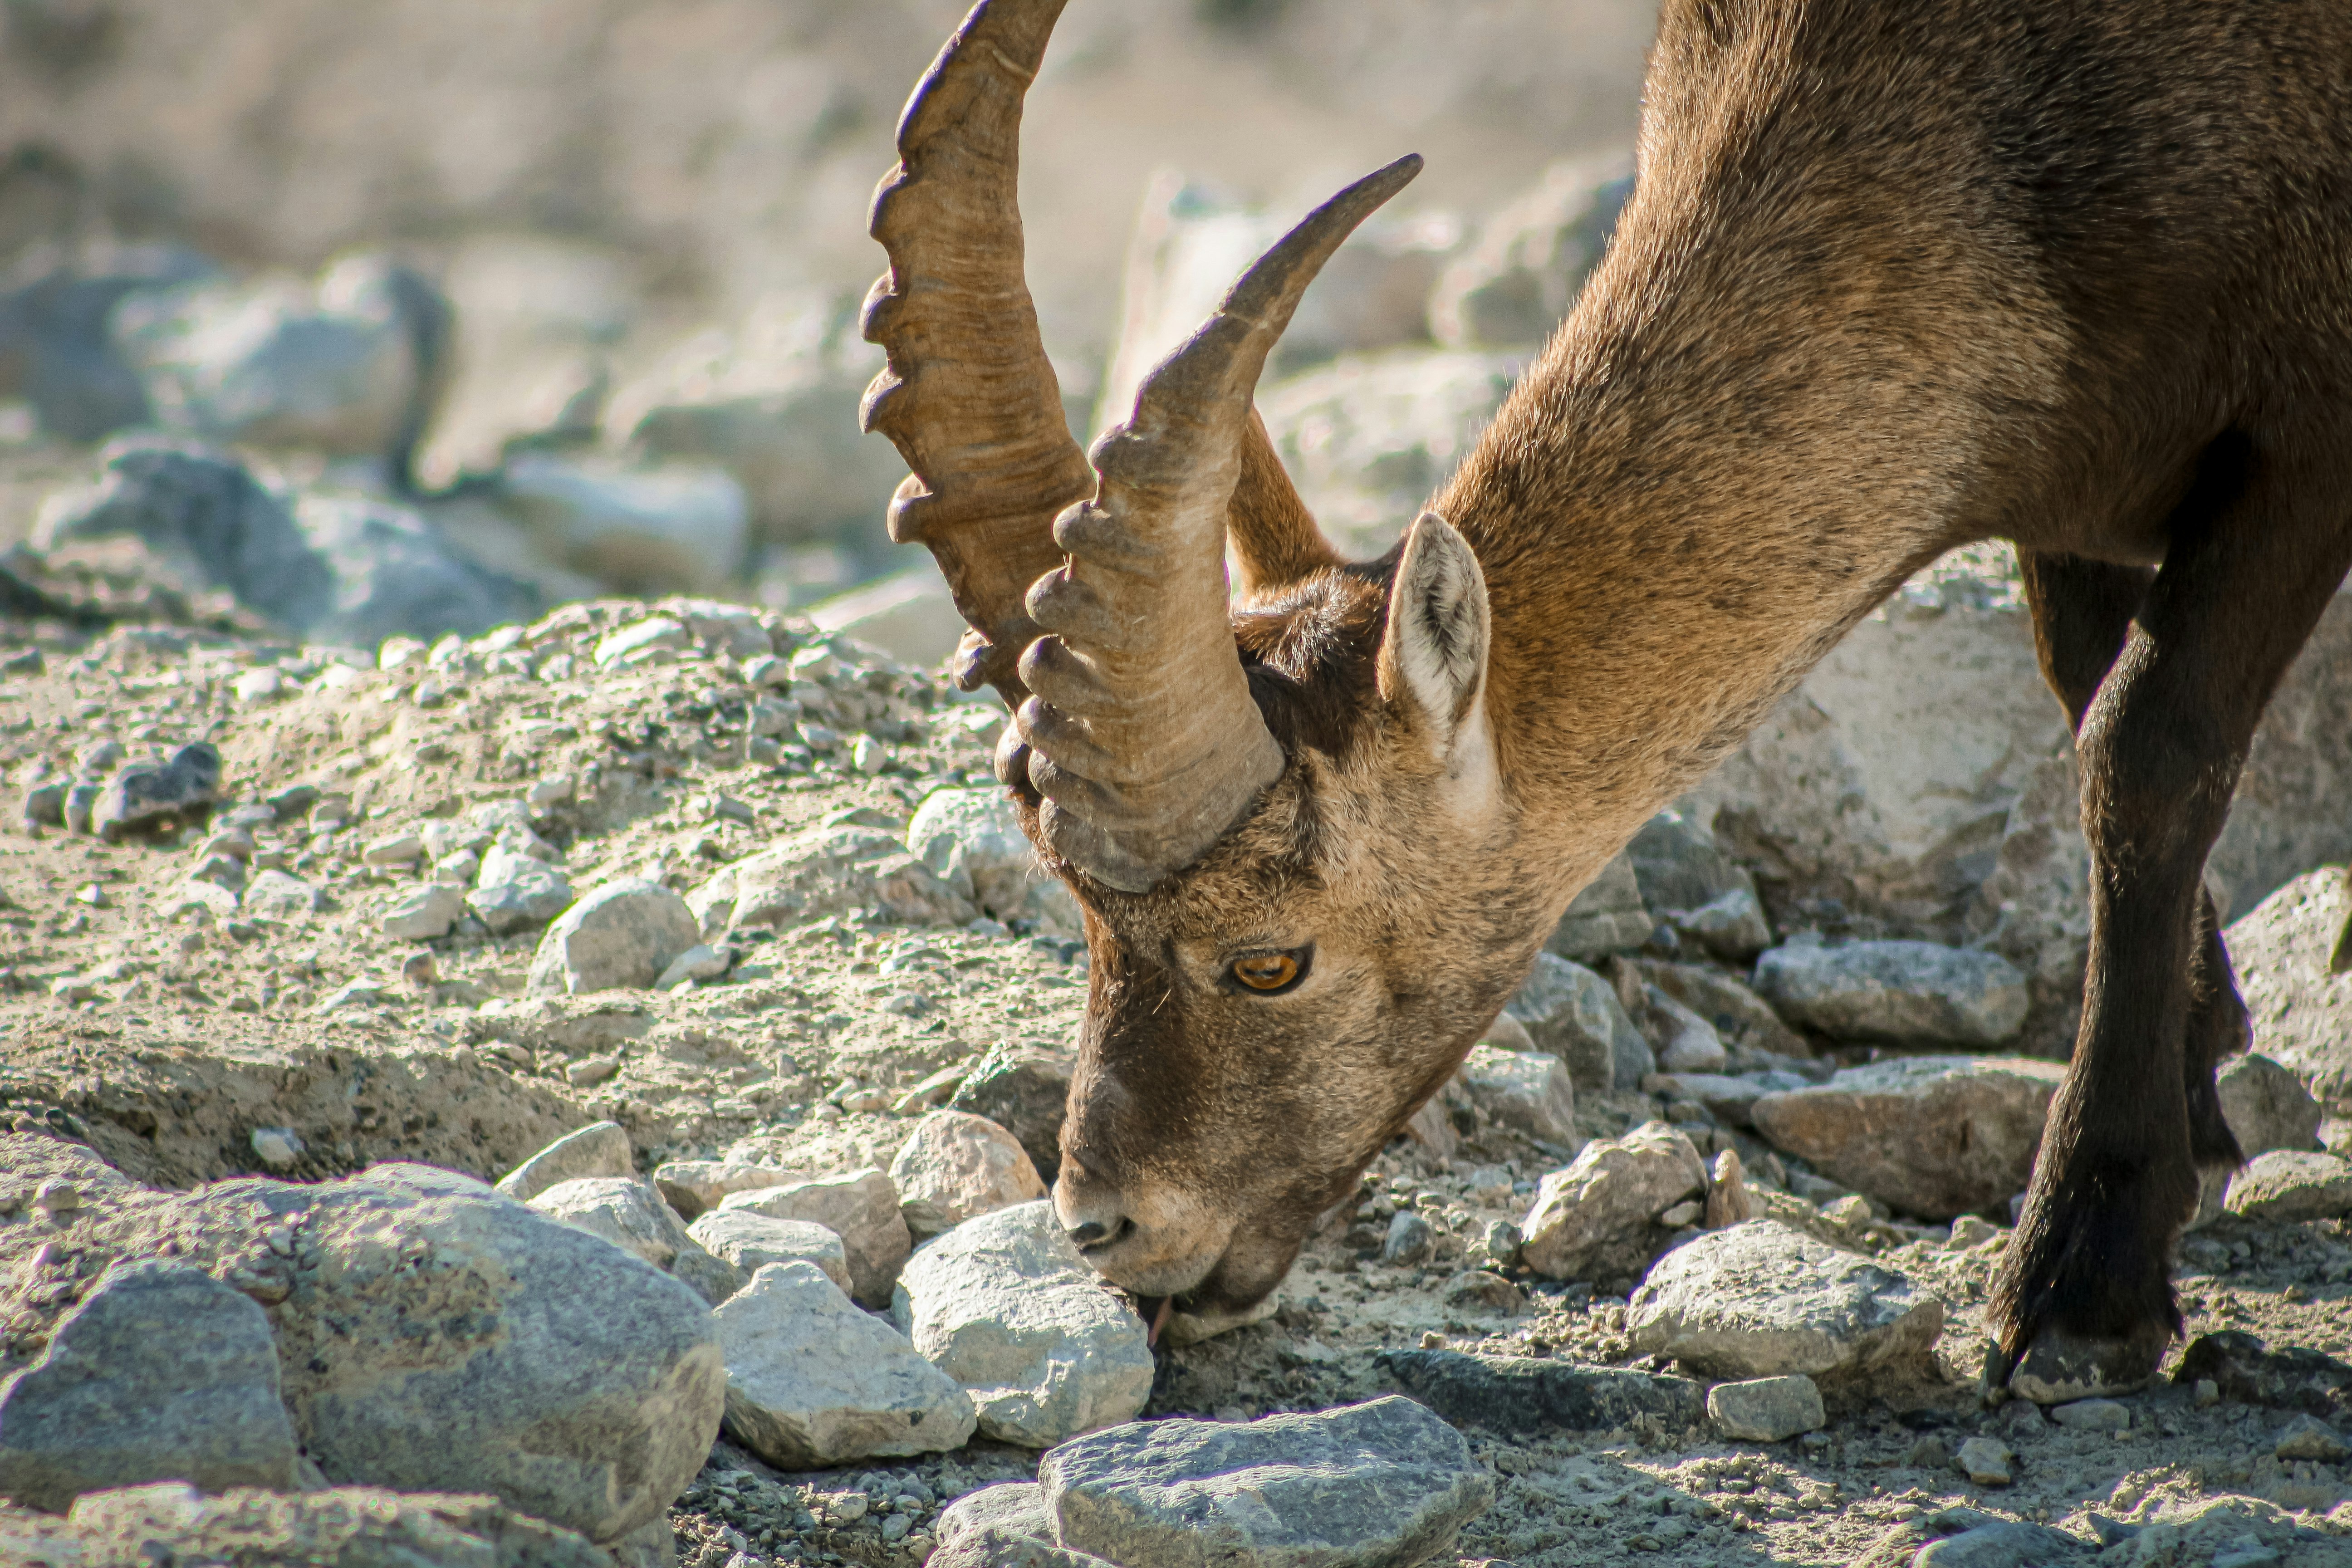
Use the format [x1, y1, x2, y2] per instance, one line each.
[859, 0, 1093, 704]
[1017, 155, 1424, 892]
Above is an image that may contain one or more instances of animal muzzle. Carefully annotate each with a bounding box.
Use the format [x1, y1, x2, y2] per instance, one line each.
[1050, 1157, 1231, 1300]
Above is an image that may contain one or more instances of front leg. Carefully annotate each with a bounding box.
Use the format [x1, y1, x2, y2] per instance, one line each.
[1993, 436, 2352, 1402]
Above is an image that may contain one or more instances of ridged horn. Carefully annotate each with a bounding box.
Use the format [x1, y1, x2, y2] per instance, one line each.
[858, 0, 1093, 705]
[1017, 155, 1424, 892]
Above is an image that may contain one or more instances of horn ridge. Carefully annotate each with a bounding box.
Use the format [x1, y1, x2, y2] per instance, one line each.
[858, 0, 1091, 703]
[1015, 156, 1422, 891]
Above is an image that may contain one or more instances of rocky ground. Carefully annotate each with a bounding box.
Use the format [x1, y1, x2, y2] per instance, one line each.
[2, 584, 2351, 1568]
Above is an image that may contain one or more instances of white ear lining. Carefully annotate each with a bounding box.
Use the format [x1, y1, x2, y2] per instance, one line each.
[1381, 511, 1492, 762]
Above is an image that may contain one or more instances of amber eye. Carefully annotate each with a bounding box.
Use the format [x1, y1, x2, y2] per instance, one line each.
[1230, 953, 1302, 992]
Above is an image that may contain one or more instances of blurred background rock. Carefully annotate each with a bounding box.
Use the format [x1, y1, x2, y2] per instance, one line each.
[0, 0, 1657, 642]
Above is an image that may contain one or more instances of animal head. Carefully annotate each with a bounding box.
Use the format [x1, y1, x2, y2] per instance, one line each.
[860, 0, 1567, 1319]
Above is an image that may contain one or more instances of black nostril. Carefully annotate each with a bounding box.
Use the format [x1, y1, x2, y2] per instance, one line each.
[1068, 1217, 1129, 1250]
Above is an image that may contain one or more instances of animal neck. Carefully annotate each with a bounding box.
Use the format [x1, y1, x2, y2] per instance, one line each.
[1435, 148, 2030, 885]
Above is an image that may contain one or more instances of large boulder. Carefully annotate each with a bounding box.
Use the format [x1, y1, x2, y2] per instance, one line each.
[264, 1164, 724, 1544]
[1749, 1056, 2065, 1219]
[0, 1260, 297, 1510]
[891, 1201, 1154, 1448]
[2227, 866, 2352, 1112]
[0, 245, 218, 441]
[2, 1482, 611, 1568]
[1686, 555, 2352, 1057]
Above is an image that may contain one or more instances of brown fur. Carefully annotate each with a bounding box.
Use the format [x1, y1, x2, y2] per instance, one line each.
[1032, 0, 2352, 1373]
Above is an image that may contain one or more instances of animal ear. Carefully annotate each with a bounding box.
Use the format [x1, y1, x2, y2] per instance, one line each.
[1377, 511, 1492, 764]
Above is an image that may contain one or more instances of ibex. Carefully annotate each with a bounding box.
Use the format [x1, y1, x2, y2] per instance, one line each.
[859, 0, 2352, 1401]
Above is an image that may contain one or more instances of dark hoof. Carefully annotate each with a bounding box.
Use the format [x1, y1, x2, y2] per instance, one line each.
[2005, 1323, 2171, 1405]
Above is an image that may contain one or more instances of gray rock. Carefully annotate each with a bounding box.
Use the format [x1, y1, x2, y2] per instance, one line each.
[25, 1481, 611, 1568]
[690, 824, 978, 936]
[92, 742, 220, 842]
[2220, 1053, 2326, 1156]
[2047, 1398, 2131, 1432]
[1643, 986, 1730, 1073]
[614, 336, 907, 548]
[32, 438, 334, 628]
[498, 454, 752, 597]
[1753, 939, 2029, 1047]
[1706, 1375, 1825, 1442]
[720, 1168, 911, 1308]
[686, 1210, 852, 1296]
[937, 1481, 1054, 1547]
[1382, 1210, 1436, 1266]
[890, 1200, 1153, 1448]
[493, 1120, 634, 1202]
[933, 1530, 1121, 1568]
[1916, 1521, 2075, 1568]
[2229, 867, 2352, 1112]
[526, 878, 700, 997]
[948, 1045, 1076, 1184]
[1627, 1220, 1945, 1384]
[115, 254, 441, 457]
[273, 1163, 724, 1543]
[651, 1157, 799, 1220]
[1546, 852, 1653, 962]
[889, 1110, 1048, 1240]
[655, 943, 729, 990]
[1373, 1350, 1706, 1433]
[1430, 153, 1632, 350]
[1639, 1072, 1808, 1129]
[0, 247, 217, 441]
[713, 1262, 975, 1469]
[1042, 1396, 1493, 1568]
[1456, 1044, 1577, 1143]
[291, 492, 538, 652]
[19, 777, 66, 828]
[1632, 961, 1816, 1059]
[1624, 809, 1759, 920]
[805, 569, 970, 669]
[526, 1176, 747, 1307]
[1504, 951, 1653, 1094]
[240, 867, 323, 916]
[907, 785, 1081, 936]
[1749, 1056, 2066, 1219]
[2225, 1151, 2352, 1222]
[0, 1260, 297, 1510]
[381, 881, 465, 941]
[2274, 1414, 2349, 1462]
[1670, 886, 1777, 963]
[1953, 1436, 2014, 1486]
[1255, 349, 1527, 559]
[468, 847, 574, 933]
[932, 1482, 1126, 1568]
[1519, 1120, 1705, 1280]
